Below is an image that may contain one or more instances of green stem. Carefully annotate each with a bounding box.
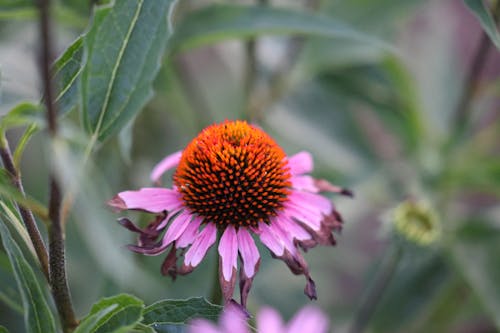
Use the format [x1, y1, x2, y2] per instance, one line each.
[0, 134, 50, 281]
[209, 231, 223, 305]
[349, 245, 403, 333]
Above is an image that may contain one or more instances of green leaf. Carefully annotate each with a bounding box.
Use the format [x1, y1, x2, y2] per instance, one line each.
[0, 325, 10, 333]
[452, 219, 500, 330]
[464, 0, 500, 50]
[0, 103, 43, 131]
[13, 123, 38, 169]
[0, 220, 56, 333]
[142, 298, 222, 330]
[81, 0, 174, 141]
[53, 36, 84, 116]
[0, 0, 34, 19]
[168, 4, 394, 54]
[78, 294, 144, 333]
[0, 200, 37, 263]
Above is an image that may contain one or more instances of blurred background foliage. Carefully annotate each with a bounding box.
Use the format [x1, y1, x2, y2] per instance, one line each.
[0, 0, 499, 332]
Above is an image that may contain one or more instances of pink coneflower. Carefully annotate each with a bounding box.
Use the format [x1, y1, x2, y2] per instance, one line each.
[188, 302, 330, 333]
[109, 120, 350, 305]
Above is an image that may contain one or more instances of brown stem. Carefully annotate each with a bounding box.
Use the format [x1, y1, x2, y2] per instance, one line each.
[38, 0, 78, 331]
[454, 0, 500, 135]
[0, 136, 50, 281]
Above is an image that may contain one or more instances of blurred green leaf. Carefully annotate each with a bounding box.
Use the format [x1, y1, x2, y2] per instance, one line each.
[79, 294, 144, 333]
[168, 4, 394, 54]
[0, 170, 48, 220]
[149, 324, 184, 333]
[81, 0, 174, 142]
[131, 323, 156, 333]
[0, 325, 9, 333]
[0, 103, 43, 131]
[371, 251, 451, 332]
[13, 124, 38, 169]
[464, 0, 500, 50]
[452, 219, 500, 329]
[0, 0, 33, 19]
[142, 298, 222, 329]
[53, 37, 84, 117]
[0, 220, 56, 333]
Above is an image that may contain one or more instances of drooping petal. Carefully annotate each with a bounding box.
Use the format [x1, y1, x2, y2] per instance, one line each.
[287, 151, 313, 175]
[150, 150, 183, 183]
[237, 228, 260, 278]
[218, 225, 238, 282]
[185, 223, 217, 267]
[257, 307, 285, 333]
[162, 210, 193, 245]
[286, 305, 329, 333]
[176, 216, 202, 248]
[108, 188, 182, 213]
[259, 222, 284, 256]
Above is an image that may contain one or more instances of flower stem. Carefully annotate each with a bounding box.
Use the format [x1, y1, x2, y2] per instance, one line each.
[38, 0, 78, 331]
[348, 245, 402, 333]
[209, 231, 223, 305]
[0, 134, 50, 281]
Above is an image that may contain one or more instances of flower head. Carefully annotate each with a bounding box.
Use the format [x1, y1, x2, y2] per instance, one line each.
[109, 120, 350, 305]
[188, 302, 330, 333]
[392, 200, 441, 246]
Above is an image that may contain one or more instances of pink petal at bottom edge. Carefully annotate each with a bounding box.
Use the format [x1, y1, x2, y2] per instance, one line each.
[286, 305, 329, 333]
[257, 307, 285, 333]
[187, 319, 221, 333]
[237, 228, 260, 278]
[150, 150, 182, 182]
[220, 303, 249, 333]
[184, 223, 217, 267]
[218, 225, 238, 282]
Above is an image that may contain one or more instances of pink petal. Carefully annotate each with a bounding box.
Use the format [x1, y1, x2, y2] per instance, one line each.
[176, 216, 202, 248]
[259, 223, 284, 256]
[289, 190, 332, 214]
[287, 151, 313, 175]
[218, 226, 238, 282]
[283, 203, 322, 230]
[220, 303, 249, 333]
[274, 215, 311, 242]
[185, 223, 217, 267]
[109, 188, 182, 213]
[188, 319, 220, 333]
[162, 210, 193, 245]
[268, 220, 298, 255]
[257, 307, 285, 333]
[150, 150, 183, 182]
[237, 228, 260, 278]
[290, 175, 318, 193]
[286, 306, 329, 333]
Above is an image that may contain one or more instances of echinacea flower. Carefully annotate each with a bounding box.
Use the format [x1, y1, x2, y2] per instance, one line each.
[188, 301, 330, 333]
[109, 120, 350, 305]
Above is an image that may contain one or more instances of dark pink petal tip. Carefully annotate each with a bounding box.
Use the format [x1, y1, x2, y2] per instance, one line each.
[340, 188, 354, 197]
[304, 277, 317, 300]
[107, 195, 127, 211]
